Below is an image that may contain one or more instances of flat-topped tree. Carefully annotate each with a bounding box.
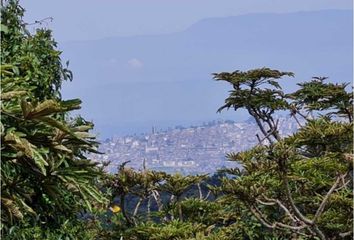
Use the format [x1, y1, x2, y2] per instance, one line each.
[214, 68, 294, 144]
[217, 68, 353, 239]
[288, 77, 353, 122]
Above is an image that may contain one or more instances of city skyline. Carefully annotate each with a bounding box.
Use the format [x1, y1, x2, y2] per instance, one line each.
[94, 116, 301, 174]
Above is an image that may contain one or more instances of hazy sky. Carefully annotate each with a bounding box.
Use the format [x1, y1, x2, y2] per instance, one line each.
[22, 0, 352, 41]
[18, 1, 353, 138]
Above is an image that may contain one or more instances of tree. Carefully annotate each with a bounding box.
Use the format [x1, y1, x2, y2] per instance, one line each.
[214, 68, 294, 143]
[216, 68, 353, 239]
[1, 1, 107, 238]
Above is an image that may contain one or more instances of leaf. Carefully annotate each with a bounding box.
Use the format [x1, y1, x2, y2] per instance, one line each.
[1, 91, 27, 100]
[81, 184, 106, 204]
[53, 144, 72, 153]
[267, 80, 282, 89]
[39, 116, 73, 135]
[1, 198, 23, 220]
[60, 98, 82, 111]
[26, 100, 63, 119]
[74, 131, 95, 139]
[39, 117, 91, 145]
[18, 198, 36, 216]
[72, 125, 93, 132]
[32, 149, 49, 176]
[0, 24, 9, 33]
[4, 133, 33, 159]
[5, 133, 48, 175]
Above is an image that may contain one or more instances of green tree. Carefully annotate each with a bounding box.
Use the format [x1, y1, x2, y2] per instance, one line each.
[216, 68, 353, 239]
[1, 1, 107, 238]
[214, 68, 294, 143]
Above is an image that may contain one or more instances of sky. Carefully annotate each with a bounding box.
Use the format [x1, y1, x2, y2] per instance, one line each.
[19, 1, 353, 138]
[22, 0, 352, 42]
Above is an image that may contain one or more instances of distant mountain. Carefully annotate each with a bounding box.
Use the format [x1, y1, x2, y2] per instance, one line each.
[59, 10, 352, 138]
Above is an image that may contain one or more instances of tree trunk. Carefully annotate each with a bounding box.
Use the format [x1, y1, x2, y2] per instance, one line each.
[120, 195, 133, 226]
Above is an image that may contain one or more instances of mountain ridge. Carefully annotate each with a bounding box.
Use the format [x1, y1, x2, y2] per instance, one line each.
[59, 9, 352, 138]
[62, 9, 352, 44]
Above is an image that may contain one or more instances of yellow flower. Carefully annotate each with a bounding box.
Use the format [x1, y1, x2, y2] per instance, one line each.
[109, 205, 121, 213]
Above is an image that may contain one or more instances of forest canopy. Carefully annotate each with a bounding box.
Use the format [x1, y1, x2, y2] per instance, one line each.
[1, 1, 353, 239]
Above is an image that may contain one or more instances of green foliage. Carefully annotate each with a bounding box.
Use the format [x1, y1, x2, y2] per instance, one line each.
[178, 198, 222, 225]
[217, 68, 353, 239]
[214, 68, 294, 143]
[1, 1, 107, 238]
[124, 220, 206, 240]
[288, 77, 353, 121]
[2, 1, 352, 239]
[2, 219, 100, 240]
[99, 69, 352, 239]
[1, 1, 72, 100]
[214, 68, 293, 113]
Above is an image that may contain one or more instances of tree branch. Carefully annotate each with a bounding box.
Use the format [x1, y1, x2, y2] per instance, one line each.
[283, 175, 313, 225]
[197, 183, 203, 199]
[283, 175, 327, 240]
[248, 108, 274, 144]
[339, 231, 353, 238]
[249, 204, 306, 231]
[133, 198, 143, 217]
[151, 190, 163, 211]
[313, 174, 345, 224]
[204, 190, 211, 200]
[260, 195, 298, 223]
[256, 124, 278, 146]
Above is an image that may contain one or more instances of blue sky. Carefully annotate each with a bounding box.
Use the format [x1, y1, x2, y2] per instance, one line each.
[22, 0, 352, 41]
[20, 1, 353, 138]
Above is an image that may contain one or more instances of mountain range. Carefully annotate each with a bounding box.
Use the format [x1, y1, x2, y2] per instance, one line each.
[59, 10, 353, 138]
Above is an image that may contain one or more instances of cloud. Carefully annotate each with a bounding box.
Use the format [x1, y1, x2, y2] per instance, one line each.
[128, 58, 144, 68]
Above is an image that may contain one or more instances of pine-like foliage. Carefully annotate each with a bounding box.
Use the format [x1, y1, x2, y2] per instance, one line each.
[216, 68, 353, 239]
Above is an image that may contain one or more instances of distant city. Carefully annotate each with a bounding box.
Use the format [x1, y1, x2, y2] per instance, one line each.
[92, 116, 300, 174]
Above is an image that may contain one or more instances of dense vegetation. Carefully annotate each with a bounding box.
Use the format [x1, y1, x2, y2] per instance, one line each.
[1, 1, 107, 238]
[1, 1, 353, 239]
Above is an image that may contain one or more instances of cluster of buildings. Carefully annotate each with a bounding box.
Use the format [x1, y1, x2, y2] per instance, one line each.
[92, 117, 299, 174]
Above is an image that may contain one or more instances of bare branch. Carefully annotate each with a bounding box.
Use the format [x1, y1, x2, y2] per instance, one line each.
[256, 198, 276, 206]
[249, 205, 306, 231]
[147, 196, 151, 221]
[283, 175, 327, 240]
[313, 174, 344, 224]
[197, 183, 203, 200]
[256, 127, 277, 146]
[260, 195, 299, 223]
[249, 108, 274, 144]
[133, 198, 143, 217]
[283, 176, 313, 225]
[292, 114, 303, 128]
[151, 190, 163, 211]
[296, 111, 311, 122]
[249, 205, 275, 229]
[335, 180, 350, 192]
[339, 231, 353, 238]
[24, 17, 53, 26]
[204, 190, 211, 200]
